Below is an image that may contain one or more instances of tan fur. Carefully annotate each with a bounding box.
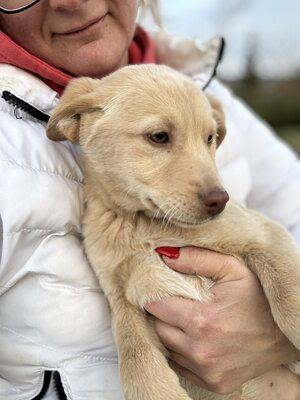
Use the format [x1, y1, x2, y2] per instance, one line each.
[47, 65, 300, 400]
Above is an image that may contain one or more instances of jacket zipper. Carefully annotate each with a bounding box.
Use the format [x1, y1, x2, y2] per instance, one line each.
[30, 371, 68, 400]
[53, 371, 68, 400]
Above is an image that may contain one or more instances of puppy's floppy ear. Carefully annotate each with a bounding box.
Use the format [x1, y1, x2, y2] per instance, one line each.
[206, 94, 226, 146]
[46, 77, 100, 142]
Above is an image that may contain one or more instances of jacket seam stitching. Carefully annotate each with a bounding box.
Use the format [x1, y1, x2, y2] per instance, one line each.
[0, 324, 118, 363]
[5, 228, 55, 234]
[0, 324, 76, 357]
[41, 281, 101, 293]
[4, 228, 79, 234]
[0, 158, 83, 184]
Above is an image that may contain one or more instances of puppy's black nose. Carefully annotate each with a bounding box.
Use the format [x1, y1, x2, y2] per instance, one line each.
[201, 190, 229, 216]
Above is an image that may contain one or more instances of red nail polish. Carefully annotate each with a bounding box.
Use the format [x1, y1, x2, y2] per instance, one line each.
[155, 247, 180, 259]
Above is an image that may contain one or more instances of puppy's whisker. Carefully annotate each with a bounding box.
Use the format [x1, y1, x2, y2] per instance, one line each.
[165, 205, 180, 229]
[167, 207, 180, 226]
[149, 197, 171, 229]
[149, 209, 160, 229]
[161, 206, 172, 227]
[161, 204, 177, 231]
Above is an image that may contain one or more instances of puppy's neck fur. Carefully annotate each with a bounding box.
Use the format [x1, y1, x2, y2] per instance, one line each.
[82, 178, 188, 269]
[83, 181, 142, 258]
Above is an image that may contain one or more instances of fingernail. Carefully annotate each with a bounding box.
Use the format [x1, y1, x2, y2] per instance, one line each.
[155, 247, 180, 259]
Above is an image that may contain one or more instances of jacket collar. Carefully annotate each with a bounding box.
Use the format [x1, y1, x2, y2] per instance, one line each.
[151, 31, 224, 89]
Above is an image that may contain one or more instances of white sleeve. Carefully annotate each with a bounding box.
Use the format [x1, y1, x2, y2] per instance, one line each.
[206, 79, 300, 246]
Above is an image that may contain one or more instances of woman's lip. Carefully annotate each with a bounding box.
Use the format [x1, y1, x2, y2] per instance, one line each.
[59, 14, 107, 36]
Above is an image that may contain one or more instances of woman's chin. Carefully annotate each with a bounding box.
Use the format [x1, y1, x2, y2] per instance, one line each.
[59, 39, 129, 78]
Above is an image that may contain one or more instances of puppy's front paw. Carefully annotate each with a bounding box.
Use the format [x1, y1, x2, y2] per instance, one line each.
[120, 345, 192, 400]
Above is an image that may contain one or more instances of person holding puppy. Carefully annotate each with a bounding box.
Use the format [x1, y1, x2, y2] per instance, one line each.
[0, 1, 299, 399]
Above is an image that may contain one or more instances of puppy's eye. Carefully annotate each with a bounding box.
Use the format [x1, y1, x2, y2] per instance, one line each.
[207, 134, 214, 145]
[148, 132, 169, 144]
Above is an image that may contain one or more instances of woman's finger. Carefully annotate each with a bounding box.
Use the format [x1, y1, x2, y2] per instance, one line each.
[157, 246, 247, 282]
[145, 295, 204, 331]
[153, 319, 189, 353]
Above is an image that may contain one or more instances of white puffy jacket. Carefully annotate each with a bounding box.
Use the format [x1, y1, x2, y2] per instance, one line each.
[0, 33, 300, 400]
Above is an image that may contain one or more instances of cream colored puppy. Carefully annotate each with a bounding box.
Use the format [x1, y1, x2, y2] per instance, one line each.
[47, 65, 300, 400]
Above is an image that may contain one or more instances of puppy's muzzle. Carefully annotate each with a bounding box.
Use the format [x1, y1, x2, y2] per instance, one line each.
[200, 190, 229, 216]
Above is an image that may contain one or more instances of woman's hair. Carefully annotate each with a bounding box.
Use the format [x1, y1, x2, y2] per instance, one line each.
[139, 0, 162, 28]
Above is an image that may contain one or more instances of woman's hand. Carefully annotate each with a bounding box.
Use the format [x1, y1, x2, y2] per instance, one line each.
[144, 247, 300, 395]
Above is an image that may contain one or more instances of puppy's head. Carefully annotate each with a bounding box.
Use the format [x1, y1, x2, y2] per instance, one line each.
[47, 65, 228, 226]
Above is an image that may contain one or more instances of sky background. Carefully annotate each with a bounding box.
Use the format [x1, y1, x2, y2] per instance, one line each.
[141, 0, 300, 80]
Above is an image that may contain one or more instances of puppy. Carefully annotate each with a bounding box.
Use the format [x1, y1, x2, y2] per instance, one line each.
[47, 65, 300, 400]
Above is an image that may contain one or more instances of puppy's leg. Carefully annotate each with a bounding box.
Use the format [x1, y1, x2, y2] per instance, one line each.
[244, 235, 300, 350]
[110, 294, 193, 400]
[115, 253, 216, 400]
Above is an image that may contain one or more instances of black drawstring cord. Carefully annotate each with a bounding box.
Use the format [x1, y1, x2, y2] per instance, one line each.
[1, 90, 50, 123]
